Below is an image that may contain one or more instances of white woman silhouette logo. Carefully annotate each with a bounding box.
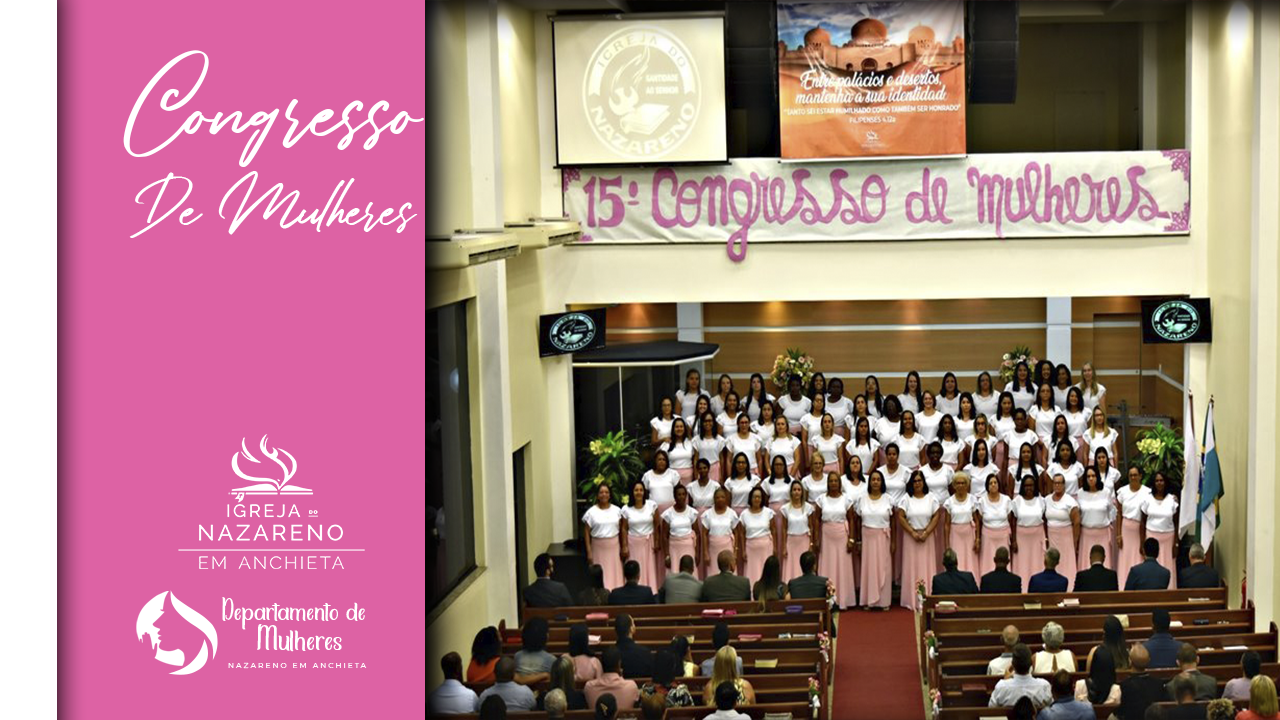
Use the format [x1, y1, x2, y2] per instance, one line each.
[135, 591, 219, 675]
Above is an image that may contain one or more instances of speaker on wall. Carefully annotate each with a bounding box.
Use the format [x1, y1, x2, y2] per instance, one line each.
[968, 1, 1019, 104]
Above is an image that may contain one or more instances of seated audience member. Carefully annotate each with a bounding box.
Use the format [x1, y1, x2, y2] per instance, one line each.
[982, 546, 1024, 594]
[525, 552, 573, 608]
[1204, 698, 1236, 720]
[1087, 615, 1131, 672]
[1118, 644, 1167, 720]
[478, 694, 507, 720]
[1178, 543, 1221, 589]
[1163, 673, 1207, 720]
[989, 644, 1053, 710]
[1144, 609, 1181, 669]
[640, 691, 666, 720]
[1008, 696, 1038, 720]
[1238, 675, 1279, 720]
[700, 622, 744, 677]
[701, 550, 751, 602]
[475, 657, 537, 712]
[752, 554, 788, 607]
[705, 680, 752, 720]
[513, 617, 555, 683]
[430, 652, 479, 715]
[1223, 650, 1263, 702]
[1028, 547, 1070, 594]
[614, 613, 654, 678]
[1039, 669, 1095, 720]
[467, 626, 503, 683]
[569, 623, 604, 682]
[933, 547, 980, 595]
[1126, 538, 1172, 591]
[640, 650, 695, 707]
[578, 564, 611, 606]
[1075, 642, 1121, 705]
[594, 692, 619, 720]
[671, 635, 699, 678]
[538, 655, 587, 711]
[989, 625, 1021, 675]
[1164, 644, 1217, 701]
[788, 550, 829, 599]
[609, 560, 657, 605]
[1033, 622, 1077, 674]
[585, 648, 640, 710]
[661, 555, 703, 604]
[701, 646, 755, 707]
[544, 689, 568, 720]
[1074, 544, 1120, 591]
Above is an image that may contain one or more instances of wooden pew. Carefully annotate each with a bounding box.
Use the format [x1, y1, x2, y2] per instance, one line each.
[521, 612, 826, 641]
[526, 598, 828, 625]
[533, 609, 827, 629]
[930, 608, 1254, 649]
[465, 672, 816, 706]
[923, 587, 1227, 625]
[442, 702, 813, 720]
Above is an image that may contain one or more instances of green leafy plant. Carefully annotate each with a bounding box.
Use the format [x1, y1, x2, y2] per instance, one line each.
[579, 430, 644, 504]
[770, 348, 815, 390]
[998, 345, 1038, 385]
[1134, 422, 1184, 486]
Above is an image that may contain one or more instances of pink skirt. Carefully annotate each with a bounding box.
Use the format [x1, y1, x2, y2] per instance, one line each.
[819, 521, 857, 608]
[675, 467, 694, 485]
[948, 522, 979, 577]
[900, 529, 938, 610]
[860, 526, 892, 608]
[669, 534, 697, 575]
[706, 534, 735, 577]
[978, 525, 1011, 582]
[1148, 529, 1176, 589]
[743, 535, 774, 585]
[1078, 525, 1115, 574]
[592, 536, 625, 590]
[783, 533, 810, 583]
[836, 426, 850, 440]
[1012, 525, 1045, 583]
[1046, 525, 1078, 591]
[1117, 518, 1143, 589]
[628, 534, 658, 590]
[707, 461, 722, 483]
[823, 462, 840, 476]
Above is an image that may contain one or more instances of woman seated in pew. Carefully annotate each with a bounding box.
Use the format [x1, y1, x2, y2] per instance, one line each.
[578, 565, 611, 606]
[669, 636, 698, 681]
[514, 617, 557, 684]
[467, 626, 503, 683]
[1074, 640, 1122, 706]
[701, 646, 755, 707]
[639, 650, 695, 708]
[752, 555, 789, 610]
[1239, 674, 1279, 720]
[538, 655, 588, 710]
[569, 623, 603, 682]
[1032, 621, 1077, 674]
[1223, 650, 1263, 702]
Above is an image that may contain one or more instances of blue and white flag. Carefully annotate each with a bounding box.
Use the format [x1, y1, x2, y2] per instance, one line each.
[1198, 400, 1222, 550]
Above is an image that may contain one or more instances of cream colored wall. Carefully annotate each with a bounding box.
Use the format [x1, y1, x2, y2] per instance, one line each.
[498, 3, 541, 223]
[429, 0, 472, 235]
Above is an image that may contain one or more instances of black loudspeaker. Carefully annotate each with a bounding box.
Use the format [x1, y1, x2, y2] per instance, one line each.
[968, 1, 1019, 104]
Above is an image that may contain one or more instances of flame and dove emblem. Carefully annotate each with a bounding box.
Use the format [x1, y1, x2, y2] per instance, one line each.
[230, 435, 311, 500]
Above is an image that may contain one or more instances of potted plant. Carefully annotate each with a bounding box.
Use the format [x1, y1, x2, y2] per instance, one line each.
[579, 430, 645, 504]
[1134, 422, 1185, 487]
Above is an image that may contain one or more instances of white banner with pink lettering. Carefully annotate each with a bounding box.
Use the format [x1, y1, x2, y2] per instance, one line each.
[561, 150, 1190, 262]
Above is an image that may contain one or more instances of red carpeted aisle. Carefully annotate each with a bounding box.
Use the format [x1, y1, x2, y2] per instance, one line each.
[830, 607, 925, 720]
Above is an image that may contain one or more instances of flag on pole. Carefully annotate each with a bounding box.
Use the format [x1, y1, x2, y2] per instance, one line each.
[1198, 400, 1222, 550]
[1178, 391, 1200, 536]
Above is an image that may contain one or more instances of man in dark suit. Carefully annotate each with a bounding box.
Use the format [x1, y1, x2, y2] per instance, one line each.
[523, 553, 574, 608]
[612, 613, 653, 678]
[980, 546, 1023, 594]
[1074, 544, 1119, 592]
[659, 555, 703, 604]
[1164, 644, 1218, 701]
[787, 551, 829, 599]
[1144, 608, 1181, 669]
[1027, 546, 1069, 593]
[1126, 537, 1172, 591]
[932, 548, 979, 595]
[1117, 644, 1168, 720]
[700, 550, 751, 602]
[1178, 543, 1222, 589]
[608, 560, 656, 605]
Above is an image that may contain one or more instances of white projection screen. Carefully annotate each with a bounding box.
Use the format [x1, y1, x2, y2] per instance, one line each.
[553, 14, 727, 166]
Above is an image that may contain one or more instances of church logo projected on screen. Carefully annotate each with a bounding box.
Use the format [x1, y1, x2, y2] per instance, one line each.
[1151, 300, 1201, 342]
[230, 435, 311, 500]
[583, 25, 700, 159]
[548, 312, 598, 353]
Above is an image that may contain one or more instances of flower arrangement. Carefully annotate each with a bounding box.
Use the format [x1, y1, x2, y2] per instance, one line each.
[808, 676, 821, 715]
[999, 345, 1038, 385]
[816, 632, 830, 665]
[916, 579, 927, 606]
[824, 578, 836, 610]
[579, 430, 645, 504]
[929, 688, 942, 715]
[923, 630, 938, 660]
[1135, 422, 1185, 487]
[770, 348, 815, 391]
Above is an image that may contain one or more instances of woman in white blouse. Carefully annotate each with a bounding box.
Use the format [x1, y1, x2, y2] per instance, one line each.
[1033, 622, 1077, 674]
[808, 372, 826, 398]
[1062, 388, 1091, 448]
[582, 483, 626, 589]
[1052, 364, 1074, 410]
[1006, 409, 1043, 468]
[976, 474, 1014, 580]
[898, 371, 924, 414]
[725, 414, 764, 475]
[642, 450, 681, 516]
[767, 416, 803, 479]
[810, 415, 844, 477]
[964, 415, 1001, 469]
[741, 373, 774, 424]
[739, 486, 777, 584]
[973, 372, 1000, 420]
[844, 417, 881, 475]
[897, 471, 941, 610]
[1047, 440, 1085, 497]
[1115, 466, 1152, 588]
[716, 392, 744, 437]
[1042, 415, 1076, 471]
[877, 442, 908, 584]
[963, 439, 1000, 497]
[752, 402, 778, 447]
[650, 396, 677, 449]
[856, 470, 895, 609]
[693, 412, 726, 483]
[895, 411, 926, 471]
[943, 471, 980, 577]
[1140, 472, 1179, 589]
[762, 456, 794, 518]
[916, 391, 943, 443]
[864, 375, 885, 419]
[1034, 360, 1056, 391]
[920, 442, 955, 505]
[675, 368, 703, 418]
[709, 374, 735, 417]
[937, 372, 962, 417]
[663, 419, 696, 486]
[1075, 467, 1117, 573]
[621, 480, 661, 589]
[687, 460, 721, 520]
[1044, 474, 1081, 588]
[685, 394, 713, 436]
[954, 392, 978, 441]
[842, 455, 869, 505]
[1004, 362, 1037, 411]
[662, 484, 702, 576]
[875, 395, 904, 446]
[816, 473, 858, 609]
[1093, 448, 1122, 493]
[777, 375, 812, 435]
[1008, 440, 1044, 498]
[991, 392, 1018, 471]
[799, 394, 828, 457]
[723, 452, 760, 511]
[847, 393, 872, 431]
[779, 481, 817, 583]
[699, 487, 740, 578]
[1010, 475, 1047, 584]
[801, 452, 830, 503]
[1028, 383, 1061, 443]
[937, 416, 965, 469]
[1083, 407, 1118, 469]
[825, 378, 853, 438]
[1076, 362, 1107, 412]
